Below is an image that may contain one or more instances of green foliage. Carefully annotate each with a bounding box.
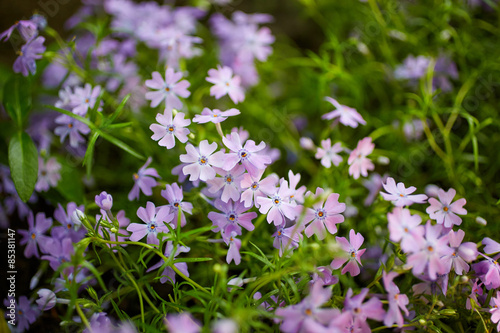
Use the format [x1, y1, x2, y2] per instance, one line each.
[8, 132, 38, 202]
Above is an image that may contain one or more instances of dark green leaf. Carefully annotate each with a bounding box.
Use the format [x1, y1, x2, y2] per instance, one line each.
[3, 74, 31, 129]
[55, 159, 84, 203]
[8, 132, 38, 202]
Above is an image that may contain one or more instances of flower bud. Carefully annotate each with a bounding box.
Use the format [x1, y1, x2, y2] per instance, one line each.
[476, 216, 487, 226]
[95, 191, 113, 211]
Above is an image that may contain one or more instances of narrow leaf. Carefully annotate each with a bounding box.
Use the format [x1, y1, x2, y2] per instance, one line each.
[3, 75, 31, 128]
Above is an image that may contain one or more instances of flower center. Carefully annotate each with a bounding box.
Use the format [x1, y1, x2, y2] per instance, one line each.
[443, 206, 448, 212]
[41, 170, 47, 176]
[225, 82, 230, 87]
[85, 98, 89, 103]
[133, 173, 139, 180]
[427, 246, 434, 252]
[225, 176, 233, 183]
[274, 197, 281, 205]
[304, 308, 312, 316]
[68, 123, 73, 128]
[350, 251, 356, 258]
[277, 230, 282, 236]
[251, 182, 259, 190]
[199, 156, 208, 165]
[168, 125, 175, 132]
[399, 194, 404, 197]
[354, 307, 361, 314]
[165, 87, 170, 92]
[31, 233, 36, 239]
[174, 202, 179, 207]
[229, 214, 236, 221]
[67, 224, 72, 229]
[239, 150, 249, 159]
[149, 223, 157, 232]
[404, 227, 409, 232]
[213, 114, 218, 117]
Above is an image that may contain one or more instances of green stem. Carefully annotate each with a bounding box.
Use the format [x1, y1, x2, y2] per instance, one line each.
[75, 302, 92, 331]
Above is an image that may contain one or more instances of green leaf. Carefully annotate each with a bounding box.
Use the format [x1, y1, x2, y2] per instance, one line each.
[55, 160, 84, 203]
[8, 132, 38, 202]
[3, 75, 31, 129]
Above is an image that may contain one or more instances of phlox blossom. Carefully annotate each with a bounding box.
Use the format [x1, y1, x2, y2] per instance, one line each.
[257, 180, 296, 226]
[441, 229, 477, 275]
[180, 140, 225, 182]
[128, 157, 160, 201]
[150, 109, 191, 149]
[145, 68, 190, 110]
[322, 97, 366, 128]
[303, 187, 346, 240]
[206, 65, 245, 103]
[239, 170, 278, 208]
[380, 177, 428, 207]
[347, 137, 374, 179]
[331, 229, 366, 276]
[272, 223, 303, 257]
[126, 201, 174, 246]
[208, 198, 257, 236]
[426, 188, 467, 228]
[222, 131, 271, 178]
[193, 107, 240, 124]
[315, 139, 342, 168]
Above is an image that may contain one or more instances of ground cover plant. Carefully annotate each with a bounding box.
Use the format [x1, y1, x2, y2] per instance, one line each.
[1, 0, 500, 332]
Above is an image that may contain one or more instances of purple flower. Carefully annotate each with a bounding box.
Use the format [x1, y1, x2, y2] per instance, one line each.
[257, 180, 297, 226]
[394, 55, 431, 80]
[387, 207, 422, 251]
[405, 221, 453, 280]
[315, 139, 343, 168]
[150, 109, 191, 149]
[343, 288, 385, 331]
[283, 170, 307, 204]
[54, 114, 91, 148]
[473, 255, 500, 290]
[212, 319, 238, 333]
[426, 188, 467, 228]
[128, 157, 160, 201]
[35, 157, 61, 192]
[180, 140, 225, 182]
[382, 272, 409, 327]
[483, 237, 500, 254]
[147, 241, 190, 284]
[466, 279, 484, 310]
[347, 137, 374, 179]
[193, 107, 240, 124]
[362, 173, 387, 206]
[240, 170, 278, 208]
[69, 83, 102, 115]
[275, 281, 339, 333]
[165, 313, 201, 333]
[224, 231, 242, 265]
[13, 36, 46, 77]
[207, 165, 245, 203]
[41, 237, 75, 274]
[95, 191, 113, 211]
[206, 66, 245, 103]
[303, 187, 346, 240]
[272, 223, 303, 257]
[19, 211, 53, 258]
[322, 97, 366, 128]
[208, 198, 257, 235]
[491, 292, 500, 332]
[380, 177, 428, 207]
[331, 229, 366, 276]
[310, 266, 339, 287]
[126, 202, 174, 246]
[222, 131, 271, 178]
[3, 296, 39, 332]
[52, 202, 86, 242]
[145, 68, 190, 110]
[441, 229, 477, 275]
[160, 183, 193, 227]
[0, 19, 38, 42]
[36, 289, 57, 311]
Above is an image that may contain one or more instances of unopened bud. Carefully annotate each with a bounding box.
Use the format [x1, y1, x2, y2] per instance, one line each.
[460, 275, 469, 284]
[188, 133, 195, 140]
[377, 156, 390, 165]
[418, 319, 427, 326]
[110, 227, 118, 233]
[476, 216, 487, 226]
[71, 209, 85, 227]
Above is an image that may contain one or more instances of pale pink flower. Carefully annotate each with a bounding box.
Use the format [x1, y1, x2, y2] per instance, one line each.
[347, 137, 374, 179]
[322, 97, 366, 128]
[426, 188, 467, 228]
[315, 139, 342, 168]
[35, 157, 61, 192]
[380, 177, 428, 207]
[206, 65, 245, 103]
[145, 68, 190, 110]
[193, 107, 240, 124]
[150, 109, 190, 149]
[331, 229, 366, 276]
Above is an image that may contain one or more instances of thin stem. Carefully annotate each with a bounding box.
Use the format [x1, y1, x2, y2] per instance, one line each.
[75, 303, 92, 331]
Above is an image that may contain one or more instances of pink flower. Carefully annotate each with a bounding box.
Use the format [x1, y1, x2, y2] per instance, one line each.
[490, 292, 500, 332]
[382, 272, 409, 328]
[347, 137, 374, 179]
[343, 288, 385, 332]
[283, 170, 307, 204]
[193, 107, 240, 124]
[206, 65, 245, 103]
[303, 187, 346, 240]
[165, 313, 201, 333]
[387, 207, 422, 251]
[405, 221, 453, 280]
[128, 157, 161, 201]
[315, 139, 342, 168]
[239, 169, 278, 208]
[331, 229, 366, 276]
[69, 83, 102, 115]
[224, 231, 242, 265]
[150, 109, 191, 149]
[441, 229, 477, 275]
[206, 165, 245, 203]
[145, 68, 190, 109]
[322, 97, 366, 128]
[179, 140, 226, 182]
[380, 177, 428, 207]
[208, 198, 256, 236]
[126, 201, 174, 246]
[272, 223, 303, 257]
[222, 131, 271, 178]
[256, 180, 297, 226]
[426, 188, 467, 228]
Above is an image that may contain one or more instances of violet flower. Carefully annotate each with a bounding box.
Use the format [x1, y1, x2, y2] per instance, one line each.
[206, 65, 245, 103]
[180, 140, 225, 182]
[362, 173, 387, 206]
[147, 241, 190, 284]
[466, 279, 484, 310]
[275, 281, 339, 333]
[343, 288, 385, 331]
[222, 131, 272, 178]
[283, 170, 307, 204]
[36, 289, 57, 311]
[160, 182, 193, 227]
[380, 177, 428, 207]
[95, 191, 113, 211]
[150, 109, 191, 149]
[208, 198, 257, 235]
[224, 231, 242, 265]
[387, 207, 423, 251]
[322, 97, 366, 128]
[441, 229, 477, 275]
[41, 237, 75, 274]
[145, 68, 190, 110]
[2, 296, 39, 332]
[331, 229, 366, 276]
[303, 187, 346, 240]
[310, 266, 339, 287]
[394, 55, 431, 80]
[35, 157, 61, 192]
[272, 223, 303, 257]
[490, 292, 500, 332]
[128, 157, 161, 201]
[164, 313, 201, 333]
[347, 137, 374, 179]
[315, 139, 343, 168]
[54, 114, 91, 148]
[257, 180, 297, 226]
[472, 255, 500, 290]
[239, 169, 279, 208]
[52, 202, 86, 243]
[426, 188, 467, 228]
[126, 201, 174, 246]
[206, 165, 245, 203]
[0, 19, 38, 42]
[19, 211, 53, 258]
[13, 36, 46, 77]
[193, 107, 240, 124]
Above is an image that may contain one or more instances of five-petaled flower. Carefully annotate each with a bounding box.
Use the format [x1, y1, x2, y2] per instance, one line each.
[150, 109, 191, 149]
[348, 137, 374, 179]
[145, 68, 191, 110]
[331, 229, 366, 276]
[380, 177, 428, 207]
[322, 97, 366, 128]
[126, 201, 174, 246]
[206, 65, 245, 103]
[426, 188, 467, 228]
[128, 157, 161, 201]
